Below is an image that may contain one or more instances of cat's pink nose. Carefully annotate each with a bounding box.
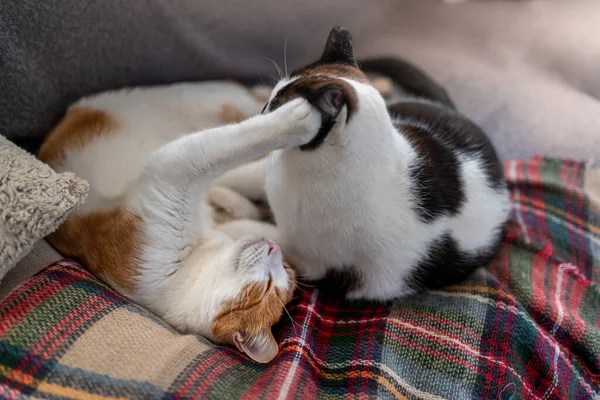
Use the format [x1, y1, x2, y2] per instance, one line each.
[266, 240, 279, 255]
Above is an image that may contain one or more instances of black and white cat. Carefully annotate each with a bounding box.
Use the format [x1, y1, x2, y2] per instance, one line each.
[215, 27, 511, 301]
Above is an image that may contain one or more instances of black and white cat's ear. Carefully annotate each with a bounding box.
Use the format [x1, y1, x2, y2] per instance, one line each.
[233, 330, 279, 363]
[315, 86, 345, 119]
[320, 26, 357, 67]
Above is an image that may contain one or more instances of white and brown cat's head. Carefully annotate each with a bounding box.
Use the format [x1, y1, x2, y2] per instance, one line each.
[264, 26, 391, 152]
[207, 236, 296, 364]
[144, 232, 296, 364]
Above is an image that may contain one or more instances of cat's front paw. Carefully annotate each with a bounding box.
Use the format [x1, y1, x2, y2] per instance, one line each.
[271, 98, 321, 148]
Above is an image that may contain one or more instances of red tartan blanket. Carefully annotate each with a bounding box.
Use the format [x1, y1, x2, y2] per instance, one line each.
[0, 157, 599, 399]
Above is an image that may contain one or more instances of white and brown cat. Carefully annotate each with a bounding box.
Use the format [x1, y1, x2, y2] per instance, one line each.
[39, 82, 321, 363]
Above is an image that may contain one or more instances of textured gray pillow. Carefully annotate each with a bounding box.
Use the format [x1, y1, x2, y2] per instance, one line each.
[0, 135, 88, 283]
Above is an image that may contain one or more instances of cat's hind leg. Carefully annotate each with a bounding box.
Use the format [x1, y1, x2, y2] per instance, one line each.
[208, 186, 262, 222]
[211, 157, 268, 202]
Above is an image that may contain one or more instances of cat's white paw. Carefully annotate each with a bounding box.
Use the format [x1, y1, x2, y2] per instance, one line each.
[271, 98, 321, 148]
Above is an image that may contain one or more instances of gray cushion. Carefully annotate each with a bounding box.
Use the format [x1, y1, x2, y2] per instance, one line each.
[0, 135, 88, 285]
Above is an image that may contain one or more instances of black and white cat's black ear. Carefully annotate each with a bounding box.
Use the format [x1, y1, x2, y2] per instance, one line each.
[320, 26, 357, 67]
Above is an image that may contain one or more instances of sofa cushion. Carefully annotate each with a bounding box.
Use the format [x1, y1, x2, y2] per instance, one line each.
[0, 157, 598, 399]
[0, 239, 61, 301]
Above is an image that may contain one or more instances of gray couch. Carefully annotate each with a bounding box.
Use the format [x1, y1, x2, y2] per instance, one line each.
[2, 0, 599, 161]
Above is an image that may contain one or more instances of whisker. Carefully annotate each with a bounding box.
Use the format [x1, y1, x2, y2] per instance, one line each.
[265, 57, 283, 81]
[283, 37, 289, 78]
[278, 298, 299, 335]
[294, 285, 310, 294]
[257, 76, 269, 91]
[261, 70, 280, 85]
[295, 281, 316, 288]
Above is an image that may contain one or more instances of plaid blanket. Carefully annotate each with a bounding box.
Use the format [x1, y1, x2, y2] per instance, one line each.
[1, 157, 599, 400]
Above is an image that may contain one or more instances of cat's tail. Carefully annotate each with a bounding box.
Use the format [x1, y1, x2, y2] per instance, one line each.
[358, 57, 455, 109]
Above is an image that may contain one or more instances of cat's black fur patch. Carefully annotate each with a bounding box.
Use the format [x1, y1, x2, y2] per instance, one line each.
[361, 56, 504, 193]
[312, 266, 363, 296]
[264, 81, 296, 113]
[359, 58, 455, 109]
[402, 124, 466, 223]
[300, 114, 336, 151]
[408, 232, 502, 292]
[265, 82, 342, 151]
[393, 101, 505, 192]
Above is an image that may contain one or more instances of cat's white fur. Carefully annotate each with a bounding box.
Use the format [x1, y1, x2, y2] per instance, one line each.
[216, 76, 510, 301]
[59, 82, 264, 214]
[45, 82, 321, 362]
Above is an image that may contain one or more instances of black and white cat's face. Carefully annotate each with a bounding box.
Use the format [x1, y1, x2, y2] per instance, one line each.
[264, 27, 389, 151]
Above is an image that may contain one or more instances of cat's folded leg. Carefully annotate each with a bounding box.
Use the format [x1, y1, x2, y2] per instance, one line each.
[211, 157, 268, 201]
[208, 186, 261, 221]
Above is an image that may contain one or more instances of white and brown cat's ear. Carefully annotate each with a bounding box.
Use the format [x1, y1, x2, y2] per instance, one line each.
[320, 26, 357, 67]
[233, 330, 279, 363]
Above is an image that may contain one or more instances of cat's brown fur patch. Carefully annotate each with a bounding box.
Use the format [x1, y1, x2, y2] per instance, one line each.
[269, 63, 367, 120]
[220, 104, 247, 125]
[46, 208, 144, 294]
[294, 63, 369, 84]
[281, 260, 296, 304]
[40, 106, 140, 293]
[211, 267, 295, 343]
[39, 107, 118, 166]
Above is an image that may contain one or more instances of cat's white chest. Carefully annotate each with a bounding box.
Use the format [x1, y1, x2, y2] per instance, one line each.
[264, 146, 441, 290]
[265, 153, 388, 275]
